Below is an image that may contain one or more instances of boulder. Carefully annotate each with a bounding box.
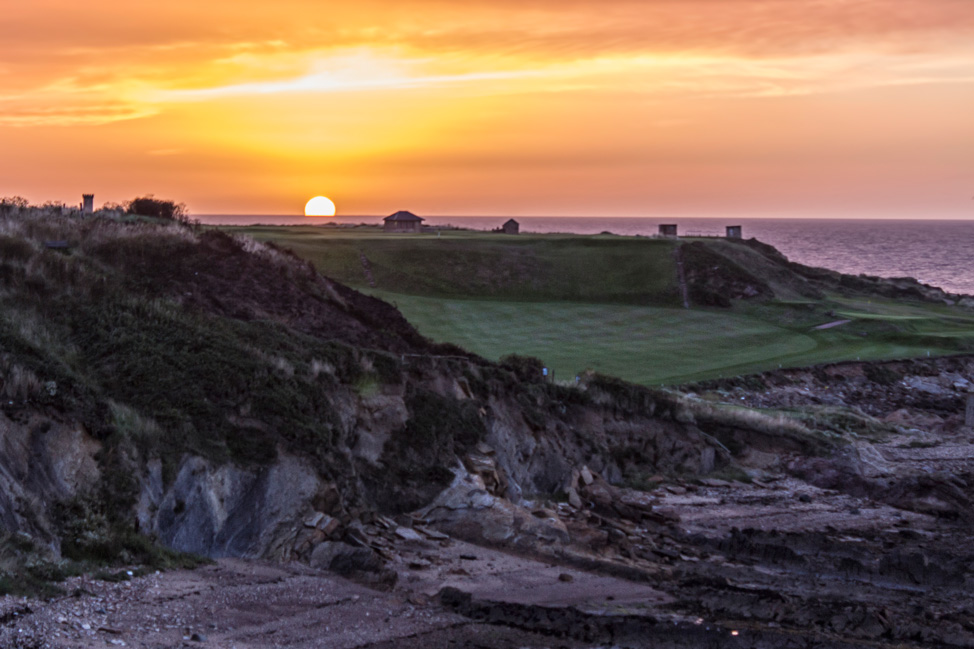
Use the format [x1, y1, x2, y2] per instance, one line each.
[418, 466, 569, 549]
[310, 541, 398, 590]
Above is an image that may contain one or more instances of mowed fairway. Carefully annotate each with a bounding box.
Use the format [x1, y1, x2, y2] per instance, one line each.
[374, 292, 819, 384]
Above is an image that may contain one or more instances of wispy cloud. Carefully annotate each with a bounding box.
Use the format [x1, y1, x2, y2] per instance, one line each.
[3, 0, 973, 127]
[7, 0, 974, 60]
[0, 104, 156, 127]
[156, 57, 548, 100]
[4, 42, 972, 128]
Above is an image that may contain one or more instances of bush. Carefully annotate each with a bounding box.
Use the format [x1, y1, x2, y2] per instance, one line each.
[499, 354, 546, 383]
[0, 196, 29, 214]
[125, 196, 188, 222]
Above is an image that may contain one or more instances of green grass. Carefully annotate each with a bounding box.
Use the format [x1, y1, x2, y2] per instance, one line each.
[235, 226, 680, 305]
[233, 225, 974, 385]
[372, 291, 974, 384]
[371, 292, 872, 384]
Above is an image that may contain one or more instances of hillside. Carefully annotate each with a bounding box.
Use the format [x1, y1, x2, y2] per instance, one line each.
[237, 226, 680, 304]
[2, 212, 974, 648]
[0, 212, 725, 586]
[237, 225, 974, 384]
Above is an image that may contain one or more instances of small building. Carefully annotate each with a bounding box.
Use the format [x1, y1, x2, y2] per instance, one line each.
[726, 225, 742, 239]
[658, 224, 678, 237]
[81, 194, 94, 215]
[501, 219, 519, 235]
[383, 210, 425, 233]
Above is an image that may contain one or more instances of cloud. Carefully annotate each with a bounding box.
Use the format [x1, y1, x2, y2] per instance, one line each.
[0, 70, 159, 127]
[0, 104, 155, 127]
[7, 0, 974, 59]
[3, 0, 972, 127]
[154, 51, 548, 100]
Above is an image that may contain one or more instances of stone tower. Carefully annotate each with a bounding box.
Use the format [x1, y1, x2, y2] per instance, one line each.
[82, 194, 94, 214]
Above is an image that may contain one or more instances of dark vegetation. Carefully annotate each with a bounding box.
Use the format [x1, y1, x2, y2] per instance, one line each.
[367, 386, 488, 512]
[238, 227, 682, 305]
[124, 196, 188, 222]
[0, 210, 465, 593]
[679, 241, 772, 307]
[0, 196, 29, 214]
[0, 527, 208, 598]
[2, 194, 190, 221]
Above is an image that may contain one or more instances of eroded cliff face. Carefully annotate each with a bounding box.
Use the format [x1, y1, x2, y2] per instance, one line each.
[11, 351, 962, 571]
[1, 350, 726, 563]
[0, 412, 101, 554]
[132, 370, 724, 559]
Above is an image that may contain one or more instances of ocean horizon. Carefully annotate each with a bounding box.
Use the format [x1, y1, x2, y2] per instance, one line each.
[199, 214, 974, 296]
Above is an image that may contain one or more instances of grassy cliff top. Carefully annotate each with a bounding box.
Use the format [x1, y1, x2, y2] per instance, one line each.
[233, 224, 974, 384]
[237, 226, 680, 304]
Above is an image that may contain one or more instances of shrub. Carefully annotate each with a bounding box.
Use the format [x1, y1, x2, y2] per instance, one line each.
[499, 354, 546, 383]
[0, 196, 28, 215]
[0, 235, 34, 262]
[125, 196, 188, 222]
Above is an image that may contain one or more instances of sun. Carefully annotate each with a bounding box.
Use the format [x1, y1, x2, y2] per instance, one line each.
[305, 196, 336, 217]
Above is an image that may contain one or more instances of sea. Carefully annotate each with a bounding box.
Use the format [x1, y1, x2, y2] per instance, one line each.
[200, 215, 974, 296]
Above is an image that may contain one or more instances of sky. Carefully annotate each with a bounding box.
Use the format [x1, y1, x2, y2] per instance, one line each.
[2, 0, 974, 218]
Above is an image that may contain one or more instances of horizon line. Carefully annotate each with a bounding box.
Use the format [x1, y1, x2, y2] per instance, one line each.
[196, 213, 974, 221]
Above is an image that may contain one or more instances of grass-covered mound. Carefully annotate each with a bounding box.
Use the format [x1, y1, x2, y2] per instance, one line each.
[237, 227, 681, 305]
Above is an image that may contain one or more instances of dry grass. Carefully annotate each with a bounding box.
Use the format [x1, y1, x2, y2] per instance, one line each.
[0, 360, 43, 401]
[310, 358, 336, 378]
[671, 393, 842, 454]
[109, 401, 164, 445]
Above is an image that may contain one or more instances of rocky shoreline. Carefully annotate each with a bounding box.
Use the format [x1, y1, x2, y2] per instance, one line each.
[4, 356, 973, 648]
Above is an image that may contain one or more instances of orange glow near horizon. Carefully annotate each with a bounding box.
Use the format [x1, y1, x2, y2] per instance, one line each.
[2, 1, 974, 218]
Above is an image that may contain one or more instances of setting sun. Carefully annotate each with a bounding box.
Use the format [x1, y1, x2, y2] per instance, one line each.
[305, 196, 336, 217]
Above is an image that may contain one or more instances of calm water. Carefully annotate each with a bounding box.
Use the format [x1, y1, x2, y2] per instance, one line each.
[201, 214, 974, 296]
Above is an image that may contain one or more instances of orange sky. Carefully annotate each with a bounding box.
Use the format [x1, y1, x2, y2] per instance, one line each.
[2, 0, 974, 217]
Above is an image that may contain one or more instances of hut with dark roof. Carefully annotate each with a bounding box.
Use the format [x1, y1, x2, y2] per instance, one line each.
[383, 210, 425, 233]
[501, 218, 519, 235]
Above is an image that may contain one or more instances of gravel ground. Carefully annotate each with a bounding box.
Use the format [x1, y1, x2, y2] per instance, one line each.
[0, 546, 659, 649]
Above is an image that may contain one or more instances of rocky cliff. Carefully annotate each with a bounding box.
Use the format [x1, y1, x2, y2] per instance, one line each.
[0, 214, 723, 570]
